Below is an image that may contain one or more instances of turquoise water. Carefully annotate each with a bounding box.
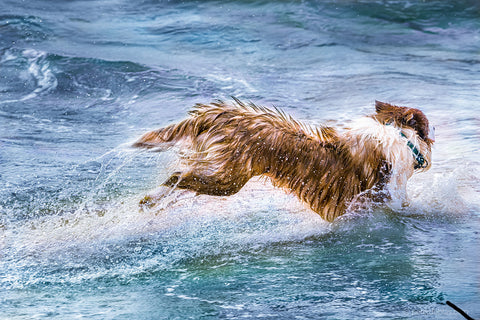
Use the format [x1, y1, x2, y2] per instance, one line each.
[1, 0, 479, 319]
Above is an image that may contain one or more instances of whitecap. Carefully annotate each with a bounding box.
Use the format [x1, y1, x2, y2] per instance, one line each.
[0, 49, 58, 104]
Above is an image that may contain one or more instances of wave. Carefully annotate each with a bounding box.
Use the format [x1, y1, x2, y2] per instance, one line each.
[0, 177, 329, 289]
[0, 15, 50, 45]
[334, 0, 480, 22]
[0, 49, 57, 103]
[0, 48, 246, 107]
[1, 142, 477, 289]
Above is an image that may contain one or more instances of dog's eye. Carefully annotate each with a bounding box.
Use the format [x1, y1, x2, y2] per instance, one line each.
[407, 119, 417, 127]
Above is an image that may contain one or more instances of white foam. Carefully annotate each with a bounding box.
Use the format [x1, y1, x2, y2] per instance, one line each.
[2, 173, 332, 277]
[0, 49, 58, 104]
[401, 164, 479, 222]
[5, 152, 475, 262]
[2, 138, 477, 289]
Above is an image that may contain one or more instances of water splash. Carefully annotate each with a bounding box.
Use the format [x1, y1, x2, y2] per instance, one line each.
[4, 140, 475, 263]
[406, 163, 479, 219]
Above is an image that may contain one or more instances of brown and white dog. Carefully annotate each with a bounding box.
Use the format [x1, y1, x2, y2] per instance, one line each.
[133, 99, 434, 222]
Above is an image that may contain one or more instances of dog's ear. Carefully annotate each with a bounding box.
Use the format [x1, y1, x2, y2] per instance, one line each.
[402, 112, 416, 127]
[402, 109, 431, 141]
[375, 100, 397, 114]
[374, 101, 403, 124]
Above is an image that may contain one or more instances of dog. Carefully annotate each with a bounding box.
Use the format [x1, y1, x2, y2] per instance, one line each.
[133, 98, 434, 222]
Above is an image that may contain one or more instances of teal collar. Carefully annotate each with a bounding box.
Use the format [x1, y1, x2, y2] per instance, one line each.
[400, 132, 427, 169]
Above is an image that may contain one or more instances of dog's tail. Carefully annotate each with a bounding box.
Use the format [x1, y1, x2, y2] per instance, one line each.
[132, 103, 223, 149]
[132, 118, 195, 149]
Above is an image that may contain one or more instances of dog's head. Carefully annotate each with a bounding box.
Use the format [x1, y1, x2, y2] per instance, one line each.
[374, 100, 434, 171]
[375, 101, 435, 144]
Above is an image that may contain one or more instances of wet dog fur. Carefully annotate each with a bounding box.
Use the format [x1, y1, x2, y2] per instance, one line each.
[133, 99, 434, 222]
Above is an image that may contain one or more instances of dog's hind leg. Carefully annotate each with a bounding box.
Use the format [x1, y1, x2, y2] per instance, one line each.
[162, 170, 251, 196]
[139, 185, 196, 211]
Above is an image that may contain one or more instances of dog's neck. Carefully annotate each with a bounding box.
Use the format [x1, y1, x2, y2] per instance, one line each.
[344, 117, 424, 203]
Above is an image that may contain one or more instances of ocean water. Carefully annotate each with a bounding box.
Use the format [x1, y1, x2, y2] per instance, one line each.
[1, 0, 479, 319]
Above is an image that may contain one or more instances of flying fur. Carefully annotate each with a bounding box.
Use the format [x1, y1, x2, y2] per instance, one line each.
[133, 98, 434, 222]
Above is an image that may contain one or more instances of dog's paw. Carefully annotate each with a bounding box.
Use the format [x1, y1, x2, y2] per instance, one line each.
[139, 195, 157, 210]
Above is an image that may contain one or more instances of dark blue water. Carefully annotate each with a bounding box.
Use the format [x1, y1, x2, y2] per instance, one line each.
[1, 0, 479, 319]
